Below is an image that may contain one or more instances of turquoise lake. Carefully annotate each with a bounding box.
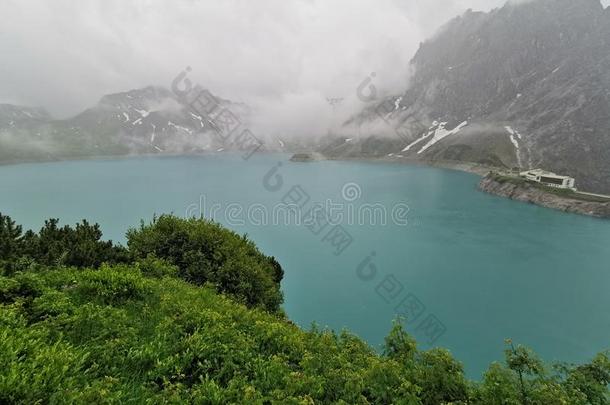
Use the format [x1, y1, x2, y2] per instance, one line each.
[0, 153, 608, 377]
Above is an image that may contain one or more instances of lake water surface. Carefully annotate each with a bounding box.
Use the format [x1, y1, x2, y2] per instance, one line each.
[1, 153, 608, 377]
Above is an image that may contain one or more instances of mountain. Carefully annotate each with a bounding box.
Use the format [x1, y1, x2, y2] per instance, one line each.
[340, 0, 610, 193]
[0, 86, 281, 164]
[0, 104, 50, 126]
[0, 104, 56, 163]
[3, 0, 609, 192]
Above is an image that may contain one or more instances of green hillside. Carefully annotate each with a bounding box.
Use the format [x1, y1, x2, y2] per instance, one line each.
[0, 214, 608, 404]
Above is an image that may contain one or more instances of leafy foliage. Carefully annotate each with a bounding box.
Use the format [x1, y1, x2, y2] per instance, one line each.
[0, 213, 283, 312]
[0, 214, 608, 403]
[127, 215, 283, 312]
[0, 213, 128, 273]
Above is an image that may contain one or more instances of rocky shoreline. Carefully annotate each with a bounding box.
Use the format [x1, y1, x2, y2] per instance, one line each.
[479, 173, 610, 219]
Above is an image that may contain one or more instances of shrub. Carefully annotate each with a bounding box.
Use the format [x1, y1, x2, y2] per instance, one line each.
[0, 215, 607, 403]
[27, 218, 130, 267]
[1, 265, 606, 403]
[0, 213, 129, 270]
[135, 254, 179, 279]
[127, 215, 283, 312]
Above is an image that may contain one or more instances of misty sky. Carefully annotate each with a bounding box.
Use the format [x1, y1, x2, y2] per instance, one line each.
[1, 0, 609, 134]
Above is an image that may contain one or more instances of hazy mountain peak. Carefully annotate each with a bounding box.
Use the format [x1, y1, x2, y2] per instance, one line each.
[0, 104, 51, 121]
[98, 86, 174, 107]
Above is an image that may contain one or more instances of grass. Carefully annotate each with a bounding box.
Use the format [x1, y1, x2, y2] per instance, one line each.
[0, 265, 428, 403]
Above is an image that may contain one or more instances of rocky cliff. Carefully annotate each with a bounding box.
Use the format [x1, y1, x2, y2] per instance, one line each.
[479, 173, 610, 218]
[342, 0, 610, 193]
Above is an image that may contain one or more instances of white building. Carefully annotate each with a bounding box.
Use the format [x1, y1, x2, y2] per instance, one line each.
[519, 169, 576, 190]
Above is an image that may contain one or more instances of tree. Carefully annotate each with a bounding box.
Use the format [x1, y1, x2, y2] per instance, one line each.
[383, 319, 469, 405]
[383, 318, 417, 364]
[0, 213, 24, 261]
[562, 352, 610, 404]
[504, 339, 543, 405]
[415, 348, 469, 405]
[29, 218, 128, 267]
[475, 362, 521, 404]
[0, 213, 128, 270]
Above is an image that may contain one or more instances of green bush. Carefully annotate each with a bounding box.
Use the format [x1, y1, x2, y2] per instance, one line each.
[28, 218, 130, 267]
[0, 266, 607, 404]
[0, 212, 283, 312]
[0, 213, 129, 272]
[127, 215, 283, 312]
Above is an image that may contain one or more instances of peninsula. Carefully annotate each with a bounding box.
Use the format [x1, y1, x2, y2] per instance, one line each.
[479, 171, 610, 219]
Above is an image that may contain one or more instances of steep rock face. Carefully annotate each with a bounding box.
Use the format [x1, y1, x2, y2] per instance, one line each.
[346, 0, 610, 193]
[479, 173, 610, 218]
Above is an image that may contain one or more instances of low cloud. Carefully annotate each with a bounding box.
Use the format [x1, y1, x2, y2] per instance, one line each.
[5, 0, 599, 138]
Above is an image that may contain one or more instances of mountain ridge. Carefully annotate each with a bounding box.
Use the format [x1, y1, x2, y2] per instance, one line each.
[2, 0, 609, 192]
[0, 85, 278, 164]
[338, 0, 610, 193]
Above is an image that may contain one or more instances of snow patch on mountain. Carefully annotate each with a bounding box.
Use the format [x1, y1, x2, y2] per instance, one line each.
[505, 126, 524, 167]
[402, 131, 433, 152]
[168, 121, 193, 134]
[394, 97, 403, 111]
[150, 124, 156, 143]
[134, 108, 149, 118]
[417, 121, 468, 154]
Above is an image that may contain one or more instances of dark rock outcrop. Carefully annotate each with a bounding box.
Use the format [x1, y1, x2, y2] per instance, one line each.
[289, 152, 325, 162]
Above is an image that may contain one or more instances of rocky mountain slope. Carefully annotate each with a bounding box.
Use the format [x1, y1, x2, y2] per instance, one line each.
[0, 86, 284, 164]
[339, 0, 610, 193]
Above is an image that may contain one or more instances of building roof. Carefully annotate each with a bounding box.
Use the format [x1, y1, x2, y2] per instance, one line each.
[520, 169, 574, 180]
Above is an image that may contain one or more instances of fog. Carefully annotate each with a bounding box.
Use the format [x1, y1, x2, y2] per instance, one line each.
[1, 0, 608, 137]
